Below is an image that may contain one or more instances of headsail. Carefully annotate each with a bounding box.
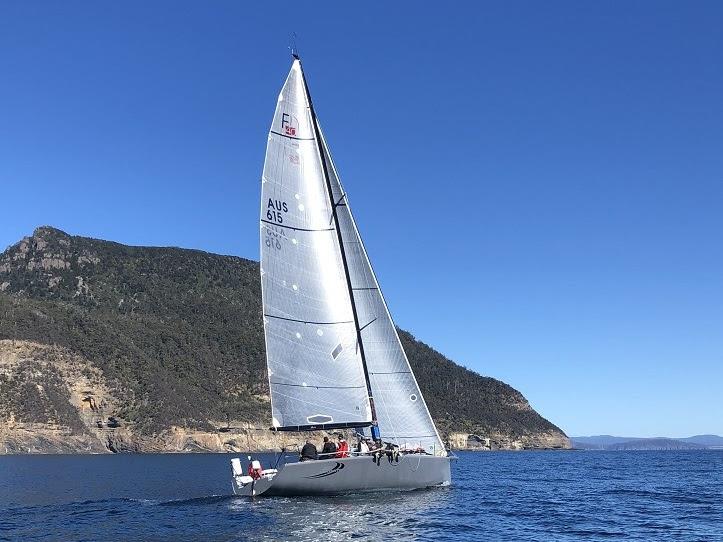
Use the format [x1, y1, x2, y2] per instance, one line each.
[260, 60, 372, 431]
[317, 125, 447, 456]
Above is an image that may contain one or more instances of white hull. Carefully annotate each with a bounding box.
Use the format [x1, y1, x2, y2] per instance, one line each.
[232, 455, 452, 497]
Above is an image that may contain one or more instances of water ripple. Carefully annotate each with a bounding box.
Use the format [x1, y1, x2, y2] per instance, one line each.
[1, 451, 722, 541]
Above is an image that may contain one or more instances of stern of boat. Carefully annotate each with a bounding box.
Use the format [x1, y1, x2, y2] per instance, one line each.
[231, 457, 279, 497]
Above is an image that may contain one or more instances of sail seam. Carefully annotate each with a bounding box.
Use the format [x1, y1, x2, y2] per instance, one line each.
[359, 318, 377, 332]
[260, 219, 334, 232]
[269, 130, 314, 141]
[369, 371, 412, 375]
[271, 382, 367, 389]
[264, 314, 354, 325]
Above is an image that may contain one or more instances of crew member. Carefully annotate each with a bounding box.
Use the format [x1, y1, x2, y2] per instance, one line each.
[300, 439, 318, 461]
[320, 436, 337, 458]
[371, 439, 384, 466]
[248, 457, 263, 479]
[335, 434, 349, 458]
[385, 441, 400, 463]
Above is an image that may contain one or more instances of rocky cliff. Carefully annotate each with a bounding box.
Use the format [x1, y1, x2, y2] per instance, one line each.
[0, 227, 570, 453]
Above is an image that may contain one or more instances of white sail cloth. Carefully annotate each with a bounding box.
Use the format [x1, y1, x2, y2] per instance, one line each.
[260, 60, 372, 430]
[318, 127, 446, 456]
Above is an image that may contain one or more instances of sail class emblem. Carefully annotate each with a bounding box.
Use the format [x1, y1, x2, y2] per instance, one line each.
[281, 112, 297, 136]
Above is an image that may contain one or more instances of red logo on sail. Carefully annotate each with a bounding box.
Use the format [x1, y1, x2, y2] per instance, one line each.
[281, 113, 298, 136]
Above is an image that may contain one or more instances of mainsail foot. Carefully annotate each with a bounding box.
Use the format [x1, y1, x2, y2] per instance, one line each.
[231, 455, 452, 497]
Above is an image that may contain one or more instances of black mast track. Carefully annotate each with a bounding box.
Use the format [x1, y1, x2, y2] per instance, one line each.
[297, 59, 379, 426]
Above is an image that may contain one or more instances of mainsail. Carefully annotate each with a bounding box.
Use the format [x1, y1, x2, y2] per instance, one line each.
[260, 58, 446, 455]
[260, 60, 372, 430]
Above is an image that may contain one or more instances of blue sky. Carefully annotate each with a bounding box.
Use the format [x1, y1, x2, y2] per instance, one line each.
[1, 1, 721, 437]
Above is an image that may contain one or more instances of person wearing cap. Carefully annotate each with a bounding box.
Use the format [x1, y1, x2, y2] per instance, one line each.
[335, 434, 349, 458]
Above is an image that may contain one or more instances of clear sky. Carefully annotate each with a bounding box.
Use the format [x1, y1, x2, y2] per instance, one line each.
[1, 1, 721, 438]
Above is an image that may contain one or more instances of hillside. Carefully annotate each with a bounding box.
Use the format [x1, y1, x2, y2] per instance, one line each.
[682, 435, 723, 448]
[0, 227, 569, 453]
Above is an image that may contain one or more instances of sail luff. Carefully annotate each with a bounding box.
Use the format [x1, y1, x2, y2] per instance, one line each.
[259, 64, 296, 434]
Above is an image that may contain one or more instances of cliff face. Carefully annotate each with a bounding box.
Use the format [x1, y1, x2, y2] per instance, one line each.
[0, 227, 570, 453]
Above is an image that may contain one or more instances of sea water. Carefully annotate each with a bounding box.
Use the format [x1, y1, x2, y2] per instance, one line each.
[1, 450, 721, 541]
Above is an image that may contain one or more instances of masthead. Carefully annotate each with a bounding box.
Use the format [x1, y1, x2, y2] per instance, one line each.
[290, 32, 300, 60]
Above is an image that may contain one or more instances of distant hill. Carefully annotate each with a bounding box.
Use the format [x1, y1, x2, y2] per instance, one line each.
[607, 438, 706, 451]
[572, 435, 721, 451]
[681, 435, 723, 448]
[571, 435, 634, 449]
[0, 227, 570, 453]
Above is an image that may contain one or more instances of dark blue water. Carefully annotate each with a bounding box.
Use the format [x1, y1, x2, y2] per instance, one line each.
[1, 451, 721, 541]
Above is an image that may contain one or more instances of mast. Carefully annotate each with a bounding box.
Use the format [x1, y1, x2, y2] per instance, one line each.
[296, 57, 380, 435]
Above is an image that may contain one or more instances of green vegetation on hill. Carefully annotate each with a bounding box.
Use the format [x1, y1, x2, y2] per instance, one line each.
[0, 227, 566, 442]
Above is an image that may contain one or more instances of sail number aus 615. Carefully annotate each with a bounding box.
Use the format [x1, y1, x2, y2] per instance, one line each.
[266, 198, 288, 224]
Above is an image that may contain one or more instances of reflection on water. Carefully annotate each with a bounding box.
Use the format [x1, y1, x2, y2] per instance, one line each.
[228, 488, 453, 541]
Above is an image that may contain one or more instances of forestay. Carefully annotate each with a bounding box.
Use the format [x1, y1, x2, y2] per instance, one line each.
[260, 60, 372, 430]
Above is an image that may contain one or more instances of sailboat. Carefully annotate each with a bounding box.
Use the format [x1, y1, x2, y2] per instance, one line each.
[231, 54, 452, 496]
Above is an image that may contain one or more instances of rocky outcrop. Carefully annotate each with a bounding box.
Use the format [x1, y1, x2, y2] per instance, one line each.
[0, 340, 571, 454]
[447, 431, 570, 451]
[0, 340, 366, 454]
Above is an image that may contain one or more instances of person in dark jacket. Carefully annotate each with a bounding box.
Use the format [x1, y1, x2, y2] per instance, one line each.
[320, 436, 337, 458]
[385, 441, 400, 463]
[300, 439, 318, 461]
